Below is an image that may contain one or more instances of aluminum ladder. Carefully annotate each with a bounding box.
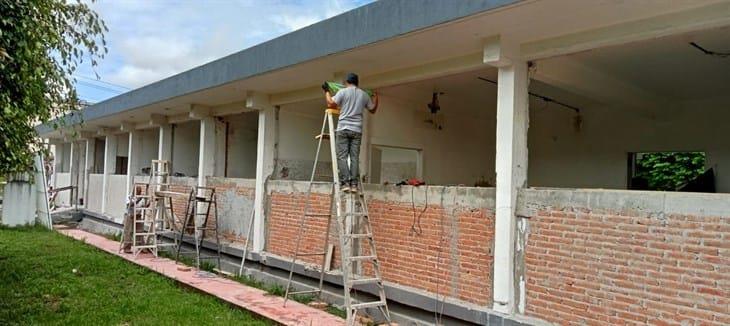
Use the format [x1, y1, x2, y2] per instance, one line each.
[175, 186, 222, 271]
[148, 160, 178, 253]
[283, 108, 391, 326]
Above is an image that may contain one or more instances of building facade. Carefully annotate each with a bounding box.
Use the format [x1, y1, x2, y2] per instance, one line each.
[39, 1, 730, 325]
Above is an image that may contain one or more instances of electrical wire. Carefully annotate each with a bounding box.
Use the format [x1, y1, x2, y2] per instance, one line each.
[477, 76, 581, 113]
[73, 74, 131, 90]
[690, 42, 730, 58]
[409, 186, 428, 236]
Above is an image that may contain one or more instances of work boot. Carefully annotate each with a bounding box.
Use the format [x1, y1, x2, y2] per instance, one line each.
[340, 183, 351, 193]
[349, 182, 359, 193]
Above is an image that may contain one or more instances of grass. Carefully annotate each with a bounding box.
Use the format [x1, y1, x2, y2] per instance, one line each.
[0, 225, 272, 325]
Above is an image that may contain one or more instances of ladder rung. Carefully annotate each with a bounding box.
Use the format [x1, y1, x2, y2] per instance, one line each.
[133, 245, 157, 249]
[288, 289, 321, 296]
[195, 227, 218, 231]
[351, 300, 386, 310]
[134, 232, 156, 236]
[315, 133, 331, 140]
[348, 277, 380, 286]
[156, 243, 176, 247]
[349, 255, 377, 261]
[298, 252, 326, 256]
[346, 233, 373, 239]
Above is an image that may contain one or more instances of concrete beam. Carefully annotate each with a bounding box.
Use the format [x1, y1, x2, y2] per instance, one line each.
[197, 117, 216, 187]
[84, 138, 96, 205]
[245, 92, 271, 111]
[211, 101, 253, 117]
[253, 105, 277, 252]
[483, 35, 518, 68]
[189, 104, 211, 120]
[269, 52, 486, 106]
[135, 114, 168, 129]
[493, 60, 529, 314]
[158, 124, 173, 164]
[119, 121, 135, 133]
[126, 130, 142, 194]
[101, 134, 118, 214]
[522, 1, 730, 61]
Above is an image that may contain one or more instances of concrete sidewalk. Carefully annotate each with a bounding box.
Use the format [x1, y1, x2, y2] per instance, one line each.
[57, 227, 344, 326]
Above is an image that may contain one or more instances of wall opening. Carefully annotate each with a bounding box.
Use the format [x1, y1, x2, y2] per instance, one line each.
[370, 145, 421, 185]
[628, 151, 711, 192]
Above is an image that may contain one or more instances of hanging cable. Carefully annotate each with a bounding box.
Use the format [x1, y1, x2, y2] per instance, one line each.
[477, 76, 581, 113]
[409, 185, 428, 236]
[690, 42, 730, 58]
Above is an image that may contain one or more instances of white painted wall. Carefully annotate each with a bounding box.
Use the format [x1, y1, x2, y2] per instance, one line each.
[54, 172, 71, 206]
[224, 112, 258, 178]
[105, 174, 127, 222]
[132, 129, 159, 175]
[87, 174, 104, 213]
[171, 121, 200, 177]
[276, 77, 730, 192]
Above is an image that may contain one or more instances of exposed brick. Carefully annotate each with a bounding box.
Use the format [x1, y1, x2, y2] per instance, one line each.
[526, 209, 729, 326]
[265, 190, 494, 305]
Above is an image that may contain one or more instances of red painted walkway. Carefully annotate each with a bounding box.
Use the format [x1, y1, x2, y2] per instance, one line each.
[57, 227, 344, 326]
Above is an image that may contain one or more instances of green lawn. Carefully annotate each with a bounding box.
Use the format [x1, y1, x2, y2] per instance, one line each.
[0, 226, 272, 325]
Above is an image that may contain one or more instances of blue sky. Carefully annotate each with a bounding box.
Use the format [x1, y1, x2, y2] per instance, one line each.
[75, 0, 373, 104]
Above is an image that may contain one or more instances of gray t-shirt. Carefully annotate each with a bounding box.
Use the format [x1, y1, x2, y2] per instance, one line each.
[332, 86, 374, 133]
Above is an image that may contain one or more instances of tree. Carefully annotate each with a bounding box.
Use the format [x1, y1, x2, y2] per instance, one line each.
[0, 0, 106, 175]
[635, 152, 706, 191]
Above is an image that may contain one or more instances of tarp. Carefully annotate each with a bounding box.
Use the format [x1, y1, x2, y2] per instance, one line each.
[324, 81, 374, 97]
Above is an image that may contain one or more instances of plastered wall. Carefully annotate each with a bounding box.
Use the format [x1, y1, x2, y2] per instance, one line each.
[224, 113, 258, 178]
[171, 121, 200, 177]
[277, 81, 730, 192]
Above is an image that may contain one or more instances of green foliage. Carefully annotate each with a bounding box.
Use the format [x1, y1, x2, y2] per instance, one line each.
[0, 0, 107, 175]
[634, 152, 706, 191]
[0, 227, 271, 325]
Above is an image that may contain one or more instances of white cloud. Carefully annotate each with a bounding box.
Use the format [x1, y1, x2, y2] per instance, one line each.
[76, 0, 373, 92]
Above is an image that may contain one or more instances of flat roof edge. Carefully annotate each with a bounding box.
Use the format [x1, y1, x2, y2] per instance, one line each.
[37, 0, 520, 136]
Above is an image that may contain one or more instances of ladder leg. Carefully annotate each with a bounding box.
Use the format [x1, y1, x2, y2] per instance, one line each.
[238, 207, 256, 276]
[316, 184, 336, 294]
[175, 189, 195, 262]
[284, 112, 329, 305]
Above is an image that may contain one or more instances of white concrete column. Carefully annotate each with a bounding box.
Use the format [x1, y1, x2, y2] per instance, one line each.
[101, 134, 118, 214]
[493, 60, 529, 314]
[198, 117, 217, 187]
[69, 141, 77, 205]
[126, 130, 142, 195]
[158, 124, 173, 164]
[253, 103, 276, 252]
[84, 138, 96, 207]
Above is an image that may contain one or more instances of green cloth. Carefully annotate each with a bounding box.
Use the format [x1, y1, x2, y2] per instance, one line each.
[325, 81, 373, 97]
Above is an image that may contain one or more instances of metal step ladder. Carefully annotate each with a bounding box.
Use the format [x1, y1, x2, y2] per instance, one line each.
[284, 108, 391, 326]
[175, 186, 222, 271]
[129, 182, 156, 257]
[149, 160, 178, 252]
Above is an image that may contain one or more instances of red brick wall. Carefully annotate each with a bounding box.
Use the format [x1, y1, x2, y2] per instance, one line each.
[525, 209, 730, 325]
[267, 189, 494, 306]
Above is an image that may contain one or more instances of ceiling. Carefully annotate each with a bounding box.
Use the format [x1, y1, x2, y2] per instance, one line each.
[562, 26, 730, 102]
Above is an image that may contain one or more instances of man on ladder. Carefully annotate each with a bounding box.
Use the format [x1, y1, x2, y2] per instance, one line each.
[284, 72, 390, 325]
[323, 72, 378, 192]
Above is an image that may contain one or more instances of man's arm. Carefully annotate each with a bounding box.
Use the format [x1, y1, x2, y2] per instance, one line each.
[367, 92, 379, 113]
[325, 91, 338, 108]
